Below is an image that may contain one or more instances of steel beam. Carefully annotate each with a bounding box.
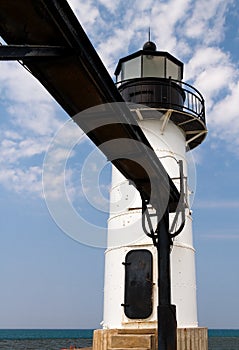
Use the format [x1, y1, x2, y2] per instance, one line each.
[0, 45, 72, 60]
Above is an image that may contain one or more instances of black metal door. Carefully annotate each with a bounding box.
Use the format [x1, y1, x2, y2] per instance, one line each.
[123, 249, 153, 319]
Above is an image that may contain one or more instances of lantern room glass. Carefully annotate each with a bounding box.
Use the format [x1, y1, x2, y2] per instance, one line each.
[119, 54, 182, 82]
[166, 59, 181, 80]
[121, 56, 141, 80]
[143, 56, 165, 78]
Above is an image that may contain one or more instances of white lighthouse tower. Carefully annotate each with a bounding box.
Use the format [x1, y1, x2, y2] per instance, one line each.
[93, 42, 208, 350]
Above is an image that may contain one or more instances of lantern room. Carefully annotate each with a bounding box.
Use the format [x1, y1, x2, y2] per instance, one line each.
[115, 41, 183, 82]
[115, 41, 207, 150]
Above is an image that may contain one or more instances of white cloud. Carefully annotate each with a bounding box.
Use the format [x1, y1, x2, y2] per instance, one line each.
[97, 27, 135, 74]
[183, 29, 237, 114]
[0, 62, 53, 104]
[6, 103, 61, 136]
[0, 166, 43, 196]
[150, 0, 191, 54]
[68, 0, 100, 28]
[42, 119, 90, 201]
[0, 136, 49, 164]
[0, 61, 67, 197]
[185, 47, 230, 80]
[98, 0, 118, 13]
[3, 130, 22, 140]
[184, 0, 231, 45]
[209, 81, 239, 152]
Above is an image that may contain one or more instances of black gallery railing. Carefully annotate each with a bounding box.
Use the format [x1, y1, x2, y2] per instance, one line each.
[116, 78, 206, 125]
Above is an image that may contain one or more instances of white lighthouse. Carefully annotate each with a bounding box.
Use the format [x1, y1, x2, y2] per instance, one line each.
[93, 42, 208, 350]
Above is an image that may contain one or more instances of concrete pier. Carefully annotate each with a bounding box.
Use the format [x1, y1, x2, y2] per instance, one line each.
[93, 328, 208, 350]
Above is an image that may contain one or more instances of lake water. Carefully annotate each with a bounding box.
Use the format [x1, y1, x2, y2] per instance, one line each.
[0, 328, 238, 350]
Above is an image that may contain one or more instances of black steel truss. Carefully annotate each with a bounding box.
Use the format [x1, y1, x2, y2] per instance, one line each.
[0, 44, 72, 60]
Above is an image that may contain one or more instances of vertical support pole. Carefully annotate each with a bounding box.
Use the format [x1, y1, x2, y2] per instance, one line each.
[156, 208, 177, 350]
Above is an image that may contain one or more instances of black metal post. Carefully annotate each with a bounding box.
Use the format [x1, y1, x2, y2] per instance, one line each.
[156, 208, 177, 350]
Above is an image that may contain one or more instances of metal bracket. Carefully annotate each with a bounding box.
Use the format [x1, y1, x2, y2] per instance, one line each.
[140, 159, 186, 245]
[169, 160, 186, 238]
[141, 193, 158, 246]
[186, 130, 207, 147]
[160, 109, 173, 134]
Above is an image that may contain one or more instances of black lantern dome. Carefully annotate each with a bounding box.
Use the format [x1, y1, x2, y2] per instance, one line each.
[143, 41, 157, 51]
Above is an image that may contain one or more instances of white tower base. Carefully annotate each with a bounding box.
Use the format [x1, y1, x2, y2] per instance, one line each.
[103, 118, 198, 329]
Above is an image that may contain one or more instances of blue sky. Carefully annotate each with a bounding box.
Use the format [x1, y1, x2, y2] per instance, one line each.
[0, 0, 239, 329]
